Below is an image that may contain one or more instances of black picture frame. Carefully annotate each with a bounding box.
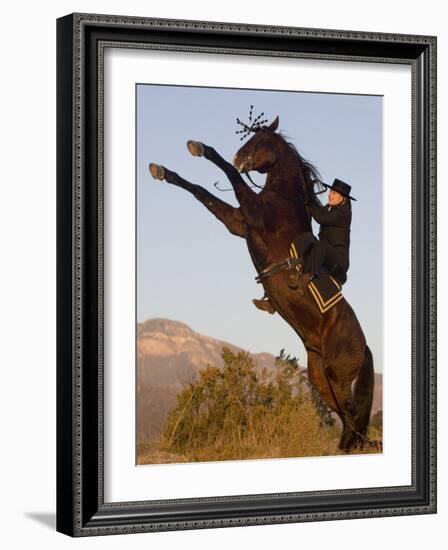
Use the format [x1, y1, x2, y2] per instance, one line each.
[56, 13, 437, 537]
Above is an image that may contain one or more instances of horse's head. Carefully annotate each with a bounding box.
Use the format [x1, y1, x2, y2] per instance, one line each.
[233, 112, 325, 204]
[233, 115, 281, 174]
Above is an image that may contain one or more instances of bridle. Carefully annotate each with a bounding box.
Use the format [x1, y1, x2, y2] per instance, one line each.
[214, 170, 326, 208]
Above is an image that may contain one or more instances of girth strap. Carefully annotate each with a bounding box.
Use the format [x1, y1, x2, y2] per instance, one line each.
[255, 257, 301, 284]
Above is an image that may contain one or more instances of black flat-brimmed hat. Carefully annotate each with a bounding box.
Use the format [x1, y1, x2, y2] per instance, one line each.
[323, 178, 357, 201]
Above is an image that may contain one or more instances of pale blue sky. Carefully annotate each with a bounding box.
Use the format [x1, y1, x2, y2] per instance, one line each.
[136, 84, 383, 372]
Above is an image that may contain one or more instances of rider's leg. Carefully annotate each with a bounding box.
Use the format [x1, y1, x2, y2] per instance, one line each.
[303, 239, 327, 277]
[292, 239, 346, 295]
[287, 238, 324, 295]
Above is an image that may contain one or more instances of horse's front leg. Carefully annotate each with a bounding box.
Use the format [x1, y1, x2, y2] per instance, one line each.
[187, 141, 262, 228]
[148, 163, 247, 238]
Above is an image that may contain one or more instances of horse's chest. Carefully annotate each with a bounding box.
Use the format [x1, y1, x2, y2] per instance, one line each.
[245, 231, 270, 270]
[246, 230, 291, 271]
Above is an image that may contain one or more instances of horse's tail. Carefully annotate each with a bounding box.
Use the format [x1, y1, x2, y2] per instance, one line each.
[352, 344, 375, 442]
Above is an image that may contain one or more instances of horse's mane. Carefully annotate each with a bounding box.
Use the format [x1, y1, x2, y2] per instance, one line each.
[277, 130, 326, 198]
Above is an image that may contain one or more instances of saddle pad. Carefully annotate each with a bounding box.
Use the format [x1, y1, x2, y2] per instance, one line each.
[289, 241, 344, 314]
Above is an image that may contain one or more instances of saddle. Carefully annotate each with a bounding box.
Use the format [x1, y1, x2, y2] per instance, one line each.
[289, 235, 344, 314]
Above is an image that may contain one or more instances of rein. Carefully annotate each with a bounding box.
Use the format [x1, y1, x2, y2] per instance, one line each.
[213, 172, 326, 208]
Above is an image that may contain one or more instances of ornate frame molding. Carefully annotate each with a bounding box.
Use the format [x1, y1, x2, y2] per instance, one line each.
[57, 12, 437, 537]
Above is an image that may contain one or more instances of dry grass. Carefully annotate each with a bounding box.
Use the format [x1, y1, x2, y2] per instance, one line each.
[137, 347, 382, 465]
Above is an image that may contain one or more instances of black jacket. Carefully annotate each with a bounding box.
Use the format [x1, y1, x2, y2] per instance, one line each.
[308, 198, 352, 268]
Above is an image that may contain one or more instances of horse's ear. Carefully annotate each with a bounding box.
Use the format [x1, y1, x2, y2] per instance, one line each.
[268, 116, 279, 132]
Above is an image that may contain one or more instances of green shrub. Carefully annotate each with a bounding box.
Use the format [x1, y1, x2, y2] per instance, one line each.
[160, 347, 339, 461]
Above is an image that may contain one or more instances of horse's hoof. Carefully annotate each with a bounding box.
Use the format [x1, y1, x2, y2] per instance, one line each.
[187, 140, 205, 157]
[149, 163, 165, 180]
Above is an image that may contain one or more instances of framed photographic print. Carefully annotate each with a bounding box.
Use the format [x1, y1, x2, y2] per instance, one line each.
[56, 13, 437, 537]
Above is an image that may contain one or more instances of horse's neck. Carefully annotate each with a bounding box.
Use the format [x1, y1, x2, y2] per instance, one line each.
[264, 156, 308, 199]
[263, 163, 312, 233]
[246, 163, 312, 270]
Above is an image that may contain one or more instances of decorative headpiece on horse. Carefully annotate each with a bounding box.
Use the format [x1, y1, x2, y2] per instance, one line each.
[235, 105, 269, 141]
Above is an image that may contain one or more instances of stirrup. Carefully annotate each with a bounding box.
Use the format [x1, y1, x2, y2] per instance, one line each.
[252, 296, 275, 315]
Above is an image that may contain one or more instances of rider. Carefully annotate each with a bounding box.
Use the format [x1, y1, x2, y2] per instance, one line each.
[253, 178, 355, 313]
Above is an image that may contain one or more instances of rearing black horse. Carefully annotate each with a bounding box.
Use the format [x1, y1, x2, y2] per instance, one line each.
[149, 115, 374, 451]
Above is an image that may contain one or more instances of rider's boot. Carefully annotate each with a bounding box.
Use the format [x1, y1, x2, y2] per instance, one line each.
[288, 272, 314, 296]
